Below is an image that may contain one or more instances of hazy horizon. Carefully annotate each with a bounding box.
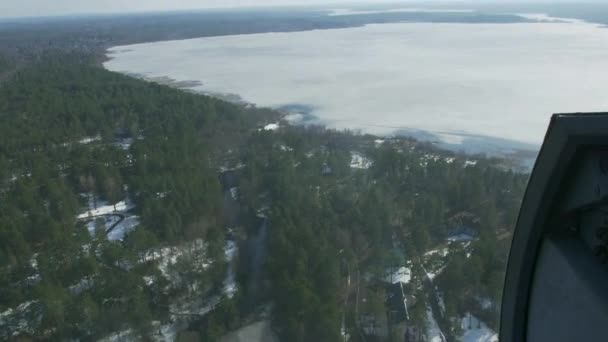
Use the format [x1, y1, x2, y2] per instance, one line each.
[0, 0, 601, 19]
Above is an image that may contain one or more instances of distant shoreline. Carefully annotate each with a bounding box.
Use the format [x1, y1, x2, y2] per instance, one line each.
[105, 62, 539, 172]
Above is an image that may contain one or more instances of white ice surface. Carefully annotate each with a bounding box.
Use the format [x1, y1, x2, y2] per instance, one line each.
[106, 18, 608, 146]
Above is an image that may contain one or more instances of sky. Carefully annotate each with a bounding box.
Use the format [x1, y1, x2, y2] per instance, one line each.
[0, 0, 404, 18]
[0, 0, 590, 19]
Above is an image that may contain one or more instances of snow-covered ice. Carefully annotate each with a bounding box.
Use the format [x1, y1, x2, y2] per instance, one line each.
[328, 8, 475, 16]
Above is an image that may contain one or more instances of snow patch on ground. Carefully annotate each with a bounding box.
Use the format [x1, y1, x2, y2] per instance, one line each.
[79, 135, 101, 144]
[426, 306, 445, 342]
[262, 123, 279, 131]
[0, 301, 42, 339]
[460, 314, 498, 342]
[223, 240, 238, 298]
[424, 247, 449, 257]
[229, 187, 239, 200]
[107, 215, 140, 241]
[447, 233, 476, 243]
[146, 239, 210, 283]
[99, 328, 134, 342]
[350, 151, 373, 169]
[437, 292, 446, 316]
[77, 197, 135, 219]
[85, 215, 121, 236]
[114, 137, 133, 151]
[78, 195, 139, 241]
[219, 163, 246, 172]
[425, 266, 445, 281]
[278, 144, 293, 152]
[68, 276, 95, 295]
[384, 266, 411, 284]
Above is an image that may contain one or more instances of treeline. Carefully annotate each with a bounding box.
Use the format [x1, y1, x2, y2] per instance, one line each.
[0, 56, 274, 339]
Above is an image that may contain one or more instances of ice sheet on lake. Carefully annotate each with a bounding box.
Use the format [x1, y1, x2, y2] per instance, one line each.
[328, 8, 475, 16]
[105, 18, 608, 148]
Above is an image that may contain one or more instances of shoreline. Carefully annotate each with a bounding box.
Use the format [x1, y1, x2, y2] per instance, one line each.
[104, 62, 539, 171]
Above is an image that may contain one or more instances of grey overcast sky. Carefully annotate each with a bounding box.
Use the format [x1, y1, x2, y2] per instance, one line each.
[0, 0, 415, 18]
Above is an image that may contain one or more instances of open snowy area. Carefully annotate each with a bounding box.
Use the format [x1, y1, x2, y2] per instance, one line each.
[460, 314, 498, 342]
[105, 15, 608, 150]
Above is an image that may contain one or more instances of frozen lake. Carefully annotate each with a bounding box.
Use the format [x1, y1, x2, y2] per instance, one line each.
[105, 17, 608, 151]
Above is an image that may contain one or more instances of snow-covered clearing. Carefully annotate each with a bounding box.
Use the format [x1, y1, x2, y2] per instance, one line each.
[424, 247, 449, 258]
[262, 123, 279, 131]
[219, 162, 246, 172]
[0, 301, 42, 339]
[79, 135, 101, 145]
[107, 215, 140, 241]
[85, 215, 120, 235]
[459, 313, 498, 342]
[426, 306, 446, 342]
[384, 266, 411, 284]
[447, 233, 476, 243]
[278, 144, 293, 152]
[68, 276, 95, 295]
[77, 197, 134, 219]
[99, 328, 134, 342]
[350, 151, 373, 169]
[114, 137, 133, 151]
[144, 239, 210, 283]
[223, 239, 238, 297]
[78, 195, 140, 241]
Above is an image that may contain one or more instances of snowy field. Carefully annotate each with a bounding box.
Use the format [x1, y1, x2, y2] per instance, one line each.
[77, 195, 139, 241]
[105, 14, 608, 149]
[460, 313, 498, 342]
